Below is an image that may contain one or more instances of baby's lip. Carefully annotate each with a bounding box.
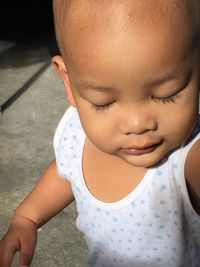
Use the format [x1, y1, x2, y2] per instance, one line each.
[122, 141, 162, 155]
[126, 143, 158, 150]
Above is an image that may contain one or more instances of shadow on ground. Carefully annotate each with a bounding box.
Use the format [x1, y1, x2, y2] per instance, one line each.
[0, 2, 88, 266]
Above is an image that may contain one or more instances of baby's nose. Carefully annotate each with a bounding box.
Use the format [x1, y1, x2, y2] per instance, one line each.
[120, 107, 157, 135]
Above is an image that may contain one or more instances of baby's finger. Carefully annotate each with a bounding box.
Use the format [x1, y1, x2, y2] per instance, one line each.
[0, 243, 17, 267]
[19, 237, 37, 267]
[20, 251, 34, 267]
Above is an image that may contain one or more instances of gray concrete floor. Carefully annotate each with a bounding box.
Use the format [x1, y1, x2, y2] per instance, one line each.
[0, 39, 87, 266]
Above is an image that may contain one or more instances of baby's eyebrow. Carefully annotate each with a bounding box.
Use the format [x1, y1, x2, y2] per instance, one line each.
[146, 69, 188, 87]
[76, 81, 118, 92]
[76, 69, 188, 91]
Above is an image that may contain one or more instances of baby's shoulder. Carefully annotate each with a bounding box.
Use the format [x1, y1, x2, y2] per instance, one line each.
[54, 106, 84, 147]
[168, 118, 200, 214]
[53, 106, 85, 179]
[185, 138, 200, 213]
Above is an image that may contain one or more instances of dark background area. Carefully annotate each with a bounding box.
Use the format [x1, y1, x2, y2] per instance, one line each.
[0, 0, 60, 112]
[0, 0, 59, 55]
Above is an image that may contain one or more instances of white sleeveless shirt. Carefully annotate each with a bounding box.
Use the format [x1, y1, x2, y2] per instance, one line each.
[54, 106, 200, 267]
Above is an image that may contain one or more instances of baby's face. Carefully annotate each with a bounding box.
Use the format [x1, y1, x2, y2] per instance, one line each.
[62, 1, 200, 168]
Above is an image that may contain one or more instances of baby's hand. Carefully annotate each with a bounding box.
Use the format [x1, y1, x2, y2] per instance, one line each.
[0, 215, 38, 267]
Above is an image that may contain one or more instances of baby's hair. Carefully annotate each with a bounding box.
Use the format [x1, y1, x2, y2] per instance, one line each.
[53, 0, 200, 56]
[53, 0, 75, 55]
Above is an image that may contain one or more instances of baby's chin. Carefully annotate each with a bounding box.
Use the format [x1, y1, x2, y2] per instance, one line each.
[116, 147, 169, 169]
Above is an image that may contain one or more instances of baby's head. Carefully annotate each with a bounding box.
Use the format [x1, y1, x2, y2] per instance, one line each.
[53, 0, 200, 168]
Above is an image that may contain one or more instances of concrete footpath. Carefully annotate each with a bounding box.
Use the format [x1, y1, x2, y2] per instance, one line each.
[0, 40, 87, 266]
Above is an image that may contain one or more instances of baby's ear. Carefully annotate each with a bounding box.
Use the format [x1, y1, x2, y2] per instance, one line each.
[52, 55, 76, 106]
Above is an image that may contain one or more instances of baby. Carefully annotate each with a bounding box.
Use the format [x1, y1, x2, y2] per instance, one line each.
[0, 0, 200, 266]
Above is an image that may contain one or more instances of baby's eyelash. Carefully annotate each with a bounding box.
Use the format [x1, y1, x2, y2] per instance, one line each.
[91, 92, 179, 113]
[152, 94, 178, 104]
[91, 102, 113, 113]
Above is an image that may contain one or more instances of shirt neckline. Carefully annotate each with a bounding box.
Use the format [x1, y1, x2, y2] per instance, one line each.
[78, 133, 157, 211]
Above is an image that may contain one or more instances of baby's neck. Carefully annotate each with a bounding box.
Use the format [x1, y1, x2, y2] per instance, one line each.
[82, 138, 147, 203]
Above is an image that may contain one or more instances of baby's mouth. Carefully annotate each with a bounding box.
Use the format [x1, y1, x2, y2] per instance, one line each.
[122, 141, 162, 156]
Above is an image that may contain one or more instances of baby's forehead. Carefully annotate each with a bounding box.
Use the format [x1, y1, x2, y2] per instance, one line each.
[56, 1, 197, 42]
[58, 0, 196, 25]
[55, 0, 197, 53]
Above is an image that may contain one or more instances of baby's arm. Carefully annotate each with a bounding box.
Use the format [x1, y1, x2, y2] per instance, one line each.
[0, 160, 74, 267]
[185, 139, 200, 213]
